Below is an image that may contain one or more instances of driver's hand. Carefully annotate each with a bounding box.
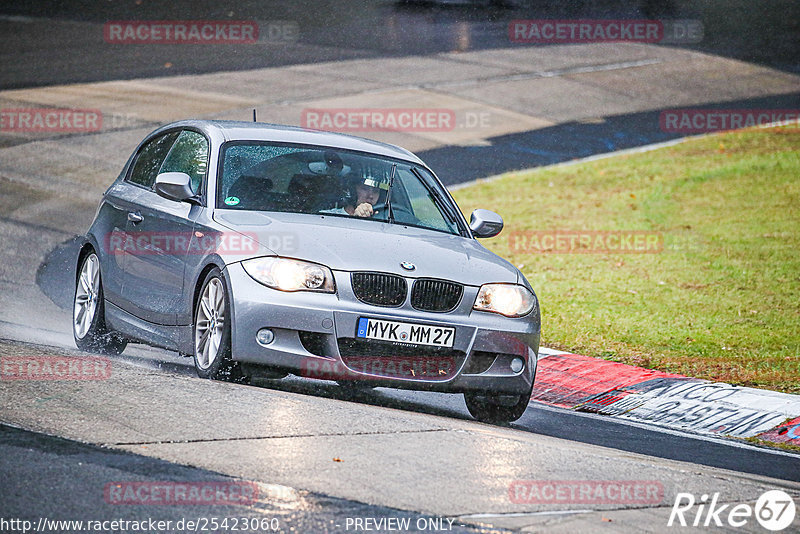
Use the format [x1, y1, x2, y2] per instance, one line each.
[354, 203, 374, 217]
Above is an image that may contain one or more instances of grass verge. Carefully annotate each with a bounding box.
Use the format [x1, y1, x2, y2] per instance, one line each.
[452, 125, 799, 394]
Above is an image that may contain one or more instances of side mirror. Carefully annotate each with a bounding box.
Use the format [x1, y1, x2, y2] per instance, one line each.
[469, 209, 504, 238]
[155, 172, 196, 203]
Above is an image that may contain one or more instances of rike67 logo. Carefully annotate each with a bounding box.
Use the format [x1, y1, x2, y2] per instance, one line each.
[668, 490, 796, 531]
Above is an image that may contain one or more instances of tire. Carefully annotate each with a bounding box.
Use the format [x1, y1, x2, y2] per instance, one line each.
[463, 388, 532, 424]
[193, 268, 247, 383]
[73, 251, 127, 355]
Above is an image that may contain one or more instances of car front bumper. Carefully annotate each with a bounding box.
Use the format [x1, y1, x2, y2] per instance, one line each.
[224, 262, 540, 395]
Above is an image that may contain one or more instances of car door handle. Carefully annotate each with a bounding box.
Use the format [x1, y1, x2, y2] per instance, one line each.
[127, 212, 144, 224]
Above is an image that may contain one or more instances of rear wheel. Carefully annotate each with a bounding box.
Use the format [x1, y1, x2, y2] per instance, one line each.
[193, 268, 247, 382]
[464, 387, 532, 424]
[73, 251, 127, 355]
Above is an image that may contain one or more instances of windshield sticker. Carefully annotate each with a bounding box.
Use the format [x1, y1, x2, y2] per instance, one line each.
[224, 196, 240, 206]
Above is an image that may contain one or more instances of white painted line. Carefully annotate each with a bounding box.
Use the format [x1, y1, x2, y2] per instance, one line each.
[459, 509, 596, 519]
[537, 347, 571, 359]
[448, 136, 701, 192]
[425, 58, 663, 89]
[0, 15, 37, 23]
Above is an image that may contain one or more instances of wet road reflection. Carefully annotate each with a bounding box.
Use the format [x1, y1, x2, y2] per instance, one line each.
[244, 372, 800, 482]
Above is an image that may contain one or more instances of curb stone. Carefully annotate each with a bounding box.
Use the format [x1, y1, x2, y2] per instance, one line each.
[534, 349, 800, 446]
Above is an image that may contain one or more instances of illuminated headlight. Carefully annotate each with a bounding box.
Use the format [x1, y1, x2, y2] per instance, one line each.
[242, 257, 335, 292]
[473, 284, 536, 317]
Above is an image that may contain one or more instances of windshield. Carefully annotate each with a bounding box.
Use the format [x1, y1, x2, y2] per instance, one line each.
[217, 142, 464, 236]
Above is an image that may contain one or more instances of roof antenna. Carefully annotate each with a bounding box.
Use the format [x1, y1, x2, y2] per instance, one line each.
[252, 109, 257, 122]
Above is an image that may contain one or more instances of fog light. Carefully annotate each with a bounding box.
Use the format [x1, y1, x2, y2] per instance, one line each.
[510, 357, 524, 373]
[256, 328, 275, 346]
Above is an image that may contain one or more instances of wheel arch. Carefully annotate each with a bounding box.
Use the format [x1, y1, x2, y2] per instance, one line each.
[190, 259, 245, 381]
[75, 240, 98, 283]
[191, 260, 227, 324]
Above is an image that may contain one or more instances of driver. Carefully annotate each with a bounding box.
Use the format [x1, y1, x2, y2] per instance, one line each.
[324, 166, 391, 218]
[347, 176, 383, 217]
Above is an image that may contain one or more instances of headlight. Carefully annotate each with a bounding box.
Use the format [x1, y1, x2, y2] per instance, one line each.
[473, 284, 536, 317]
[242, 257, 335, 292]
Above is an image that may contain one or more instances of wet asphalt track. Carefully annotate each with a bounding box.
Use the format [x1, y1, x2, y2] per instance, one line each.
[1, 1, 799, 531]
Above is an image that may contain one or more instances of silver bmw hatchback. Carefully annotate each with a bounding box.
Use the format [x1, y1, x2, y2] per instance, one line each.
[73, 120, 540, 423]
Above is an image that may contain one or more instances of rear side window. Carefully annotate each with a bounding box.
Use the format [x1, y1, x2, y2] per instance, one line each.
[159, 130, 209, 193]
[127, 131, 179, 189]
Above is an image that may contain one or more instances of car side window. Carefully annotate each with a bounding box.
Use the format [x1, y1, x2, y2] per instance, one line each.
[397, 168, 457, 233]
[159, 130, 209, 194]
[127, 131, 180, 189]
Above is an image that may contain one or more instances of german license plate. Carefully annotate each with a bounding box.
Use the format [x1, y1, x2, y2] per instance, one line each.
[356, 318, 455, 348]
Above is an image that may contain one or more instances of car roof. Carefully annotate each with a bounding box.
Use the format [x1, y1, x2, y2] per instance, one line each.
[154, 119, 424, 165]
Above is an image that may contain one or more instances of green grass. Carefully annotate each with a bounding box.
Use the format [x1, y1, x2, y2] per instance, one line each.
[452, 126, 800, 393]
[744, 437, 800, 453]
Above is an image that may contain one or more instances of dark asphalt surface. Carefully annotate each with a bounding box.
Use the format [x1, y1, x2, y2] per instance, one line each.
[1, 341, 798, 534]
[422, 92, 800, 185]
[1, 335, 798, 533]
[251, 375, 800, 484]
[16, 0, 799, 490]
[2, 0, 798, 185]
[0, 424, 506, 533]
[5, 333, 798, 487]
[0, 0, 798, 90]
[2, 1, 799, 529]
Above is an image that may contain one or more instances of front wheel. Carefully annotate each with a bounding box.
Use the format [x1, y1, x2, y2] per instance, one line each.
[464, 388, 532, 424]
[73, 251, 127, 355]
[193, 268, 247, 382]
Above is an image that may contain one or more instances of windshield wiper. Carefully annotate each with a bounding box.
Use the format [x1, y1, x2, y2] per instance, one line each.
[382, 163, 397, 223]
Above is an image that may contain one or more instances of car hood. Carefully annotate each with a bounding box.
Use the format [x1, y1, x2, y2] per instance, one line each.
[213, 211, 519, 285]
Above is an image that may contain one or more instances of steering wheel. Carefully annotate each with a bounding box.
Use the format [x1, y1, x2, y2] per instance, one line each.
[372, 204, 414, 223]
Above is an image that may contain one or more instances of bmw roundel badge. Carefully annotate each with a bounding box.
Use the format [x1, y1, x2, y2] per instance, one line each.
[400, 261, 416, 271]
